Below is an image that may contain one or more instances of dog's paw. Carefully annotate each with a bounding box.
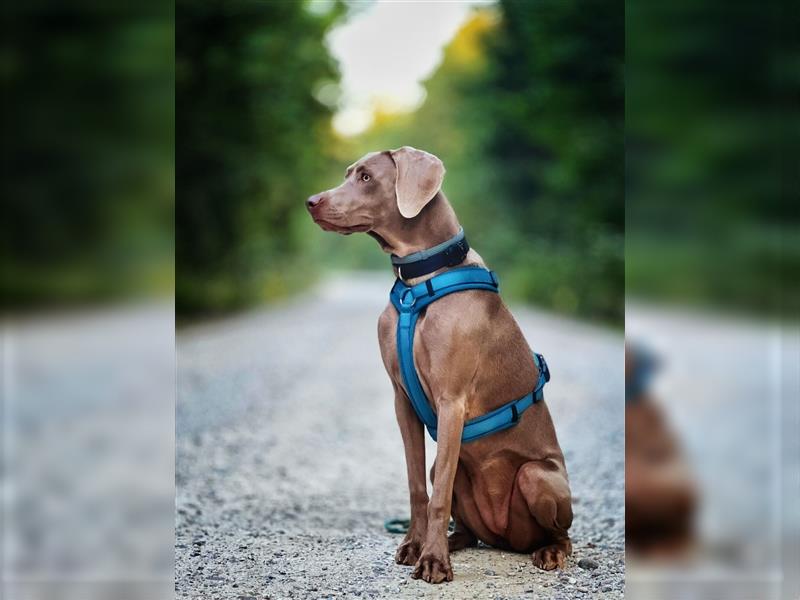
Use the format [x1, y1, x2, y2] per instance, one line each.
[395, 538, 422, 566]
[531, 544, 568, 571]
[412, 552, 453, 584]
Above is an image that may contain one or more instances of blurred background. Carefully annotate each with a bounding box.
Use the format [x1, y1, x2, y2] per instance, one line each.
[4, 0, 798, 598]
[3, 1, 626, 597]
[625, 1, 799, 599]
[2, 2, 174, 599]
[176, 0, 624, 324]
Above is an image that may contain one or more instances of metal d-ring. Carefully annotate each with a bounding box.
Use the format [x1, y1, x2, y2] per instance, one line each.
[399, 288, 416, 309]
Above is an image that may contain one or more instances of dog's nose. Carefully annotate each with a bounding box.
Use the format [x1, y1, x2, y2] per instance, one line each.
[307, 194, 325, 210]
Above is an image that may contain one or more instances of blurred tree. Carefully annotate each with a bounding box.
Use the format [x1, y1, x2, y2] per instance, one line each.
[480, 0, 624, 322]
[626, 0, 799, 314]
[176, 0, 343, 313]
[1, 2, 174, 306]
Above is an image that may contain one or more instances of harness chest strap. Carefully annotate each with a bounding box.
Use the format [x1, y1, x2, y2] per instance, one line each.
[389, 266, 551, 443]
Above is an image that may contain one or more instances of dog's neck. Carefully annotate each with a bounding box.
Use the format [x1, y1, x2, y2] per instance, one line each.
[369, 192, 461, 259]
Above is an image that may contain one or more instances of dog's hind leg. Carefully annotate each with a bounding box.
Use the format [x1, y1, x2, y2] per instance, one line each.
[517, 459, 573, 570]
[448, 468, 478, 552]
[447, 517, 477, 552]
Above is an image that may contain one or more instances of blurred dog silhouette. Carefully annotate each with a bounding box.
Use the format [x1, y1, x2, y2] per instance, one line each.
[625, 344, 697, 557]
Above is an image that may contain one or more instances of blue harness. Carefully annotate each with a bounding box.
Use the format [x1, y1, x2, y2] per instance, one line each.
[389, 266, 551, 443]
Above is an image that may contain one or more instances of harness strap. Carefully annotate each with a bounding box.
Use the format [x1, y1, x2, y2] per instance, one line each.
[390, 266, 550, 443]
[429, 353, 549, 442]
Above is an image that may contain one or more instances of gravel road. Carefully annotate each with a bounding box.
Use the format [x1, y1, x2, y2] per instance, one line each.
[176, 273, 625, 599]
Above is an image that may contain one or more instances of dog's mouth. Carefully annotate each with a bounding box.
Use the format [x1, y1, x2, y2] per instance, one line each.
[313, 218, 371, 235]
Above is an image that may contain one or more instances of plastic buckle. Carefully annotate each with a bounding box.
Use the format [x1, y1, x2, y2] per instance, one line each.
[445, 240, 467, 266]
[537, 353, 551, 382]
[443, 244, 456, 265]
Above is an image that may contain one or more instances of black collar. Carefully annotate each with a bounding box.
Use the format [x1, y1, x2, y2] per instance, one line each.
[391, 228, 470, 279]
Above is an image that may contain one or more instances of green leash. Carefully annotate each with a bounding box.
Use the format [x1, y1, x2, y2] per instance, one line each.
[383, 518, 455, 534]
[384, 518, 411, 535]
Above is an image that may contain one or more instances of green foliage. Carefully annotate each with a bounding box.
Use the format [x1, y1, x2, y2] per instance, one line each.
[176, 0, 344, 314]
[480, 0, 624, 323]
[626, 0, 799, 316]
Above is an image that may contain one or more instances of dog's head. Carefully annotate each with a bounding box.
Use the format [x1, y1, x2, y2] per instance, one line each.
[307, 146, 445, 235]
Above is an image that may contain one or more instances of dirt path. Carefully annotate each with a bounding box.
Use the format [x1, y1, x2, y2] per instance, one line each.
[176, 273, 624, 599]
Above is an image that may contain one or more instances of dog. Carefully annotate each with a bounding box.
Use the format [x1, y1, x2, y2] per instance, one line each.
[308, 146, 573, 583]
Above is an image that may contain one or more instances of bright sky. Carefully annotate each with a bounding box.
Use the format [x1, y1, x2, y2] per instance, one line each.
[324, 1, 491, 137]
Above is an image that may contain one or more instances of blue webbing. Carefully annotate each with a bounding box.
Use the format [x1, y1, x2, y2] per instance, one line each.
[389, 266, 550, 442]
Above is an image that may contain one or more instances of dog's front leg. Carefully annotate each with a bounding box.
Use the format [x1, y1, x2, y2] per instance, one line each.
[393, 384, 429, 566]
[412, 398, 465, 583]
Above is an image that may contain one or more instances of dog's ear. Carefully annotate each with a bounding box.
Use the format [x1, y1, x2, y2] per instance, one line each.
[389, 146, 445, 218]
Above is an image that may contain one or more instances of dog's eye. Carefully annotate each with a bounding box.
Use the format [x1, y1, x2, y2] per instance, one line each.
[360, 173, 371, 182]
